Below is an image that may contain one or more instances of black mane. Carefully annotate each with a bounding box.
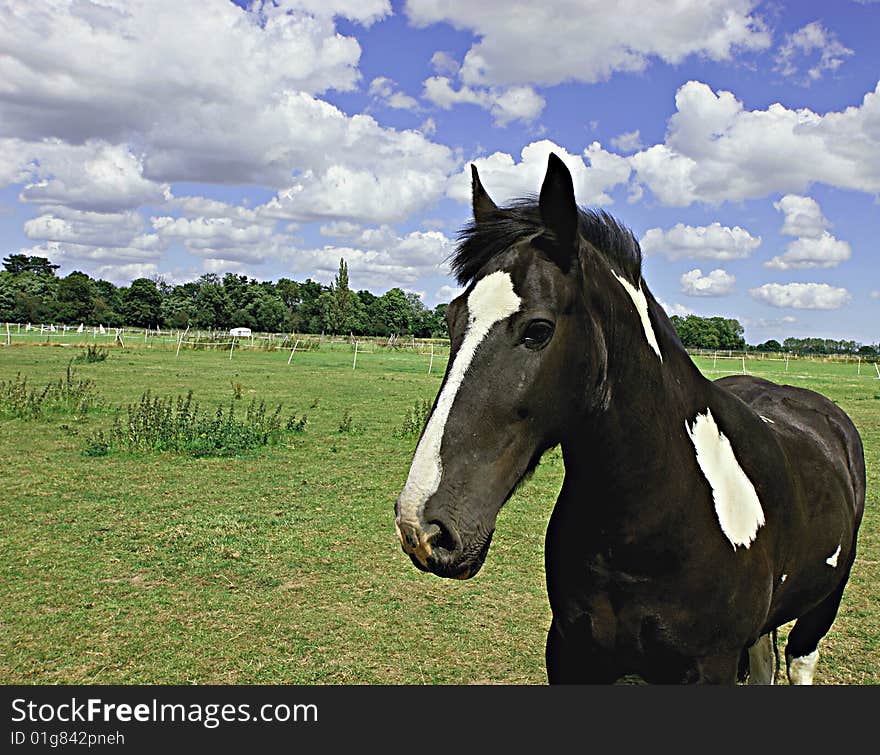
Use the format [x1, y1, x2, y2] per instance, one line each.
[451, 197, 642, 286]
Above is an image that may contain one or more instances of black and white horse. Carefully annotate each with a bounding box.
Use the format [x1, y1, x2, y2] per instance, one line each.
[394, 154, 866, 684]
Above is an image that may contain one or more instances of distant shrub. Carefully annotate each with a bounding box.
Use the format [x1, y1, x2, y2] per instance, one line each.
[87, 390, 305, 457]
[0, 363, 100, 420]
[394, 398, 432, 438]
[73, 345, 109, 364]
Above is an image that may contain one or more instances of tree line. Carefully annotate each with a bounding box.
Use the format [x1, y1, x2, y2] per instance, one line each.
[1, 253, 877, 355]
[0, 255, 448, 338]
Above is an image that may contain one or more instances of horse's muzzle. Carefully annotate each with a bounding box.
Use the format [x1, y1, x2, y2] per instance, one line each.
[395, 515, 475, 580]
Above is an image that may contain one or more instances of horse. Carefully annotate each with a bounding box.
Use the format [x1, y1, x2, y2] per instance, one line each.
[393, 153, 866, 684]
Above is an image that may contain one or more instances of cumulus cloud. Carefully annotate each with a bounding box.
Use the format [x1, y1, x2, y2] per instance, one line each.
[773, 195, 829, 238]
[422, 77, 545, 126]
[640, 222, 761, 260]
[151, 216, 284, 264]
[680, 268, 736, 296]
[369, 77, 421, 111]
[748, 282, 851, 309]
[406, 0, 769, 87]
[279, 228, 455, 290]
[765, 194, 850, 269]
[610, 130, 643, 153]
[629, 80, 880, 206]
[764, 232, 851, 270]
[11, 141, 169, 213]
[447, 140, 631, 208]
[774, 21, 853, 83]
[435, 284, 464, 303]
[0, 1, 457, 225]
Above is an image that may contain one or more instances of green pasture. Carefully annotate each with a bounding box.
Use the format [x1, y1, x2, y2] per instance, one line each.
[0, 343, 877, 684]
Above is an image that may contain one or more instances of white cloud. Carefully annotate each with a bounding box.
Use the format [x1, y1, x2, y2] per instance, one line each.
[11, 141, 169, 213]
[0, 1, 457, 227]
[430, 51, 460, 76]
[773, 195, 829, 238]
[764, 232, 852, 270]
[640, 222, 761, 260]
[680, 268, 736, 296]
[774, 22, 853, 83]
[629, 80, 880, 206]
[422, 77, 545, 126]
[263, 0, 392, 27]
[435, 284, 464, 303]
[369, 77, 421, 111]
[656, 298, 695, 317]
[766, 194, 850, 269]
[151, 216, 283, 264]
[610, 130, 643, 153]
[280, 229, 455, 289]
[406, 0, 769, 87]
[749, 282, 852, 309]
[447, 140, 631, 207]
[870, 290, 880, 299]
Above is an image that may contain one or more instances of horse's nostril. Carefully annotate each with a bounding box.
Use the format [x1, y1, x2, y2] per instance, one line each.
[426, 519, 458, 554]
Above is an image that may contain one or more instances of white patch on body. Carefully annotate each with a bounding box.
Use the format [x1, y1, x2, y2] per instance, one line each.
[787, 649, 819, 685]
[826, 544, 841, 567]
[780, 574, 787, 583]
[396, 271, 522, 527]
[611, 271, 662, 361]
[685, 408, 766, 549]
[748, 634, 776, 685]
[759, 415, 774, 424]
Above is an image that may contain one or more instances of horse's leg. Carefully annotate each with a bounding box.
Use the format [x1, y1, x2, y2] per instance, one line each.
[545, 621, 620, 684]
[746, 633, 776, 685]
[785, 557, 854, 685]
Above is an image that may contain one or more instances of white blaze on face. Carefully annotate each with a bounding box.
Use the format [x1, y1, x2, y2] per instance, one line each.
[686, 408, 766, 549]
[611, 271, 662, 361]
[396, 270, 522, 527]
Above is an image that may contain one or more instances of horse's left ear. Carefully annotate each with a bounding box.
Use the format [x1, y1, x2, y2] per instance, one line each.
[537, 153, 579, 267]
[471, 164, 498, 223]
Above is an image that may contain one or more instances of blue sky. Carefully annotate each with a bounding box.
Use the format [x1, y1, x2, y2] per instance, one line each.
[0, 0, 878, 344]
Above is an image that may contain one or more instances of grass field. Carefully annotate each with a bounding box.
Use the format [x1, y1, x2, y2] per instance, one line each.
[1, 342, 877, 684]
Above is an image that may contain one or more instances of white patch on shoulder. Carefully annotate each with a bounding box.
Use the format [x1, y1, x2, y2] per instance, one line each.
[611, 271, 662, 361]
[759, 415, 774, 424]
[826, 544, 841, 567]
[780, 573, 787, 583]
[787, 649, 819, 685]
[396, 270, 521, 526]
[685, 408, 765, 549]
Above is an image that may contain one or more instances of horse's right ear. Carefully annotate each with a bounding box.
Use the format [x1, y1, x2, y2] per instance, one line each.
[471, 164, 498, 223]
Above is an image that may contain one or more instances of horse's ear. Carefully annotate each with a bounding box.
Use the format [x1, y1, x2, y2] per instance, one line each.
[471, 164, 498, 223]
[538, 153, 579, 254]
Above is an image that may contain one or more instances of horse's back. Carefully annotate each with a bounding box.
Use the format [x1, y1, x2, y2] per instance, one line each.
[715, 374, 865, 525]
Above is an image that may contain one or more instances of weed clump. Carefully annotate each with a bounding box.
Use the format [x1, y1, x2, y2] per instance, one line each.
[73, 345, 109, 364]
[0, 363, 100, 420]
[87, 390, 305, 457]
[394, 398, 432, 438]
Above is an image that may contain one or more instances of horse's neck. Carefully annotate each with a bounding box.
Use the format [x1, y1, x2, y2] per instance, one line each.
[563, 322, 713, 500]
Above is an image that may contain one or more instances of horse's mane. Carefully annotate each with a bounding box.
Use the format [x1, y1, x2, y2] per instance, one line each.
[451, 197, 642, 286]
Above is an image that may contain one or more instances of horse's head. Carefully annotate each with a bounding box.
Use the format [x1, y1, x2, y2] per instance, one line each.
[395, 153, 617, 579]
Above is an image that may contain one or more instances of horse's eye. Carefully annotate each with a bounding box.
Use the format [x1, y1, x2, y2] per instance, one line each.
[522, 320, 554, 349]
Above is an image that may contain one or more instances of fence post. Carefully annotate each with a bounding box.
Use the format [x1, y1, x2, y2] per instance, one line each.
[428, 343, 434, 374]
[353, 341, 359, 370]
[287, 339, 300, 366]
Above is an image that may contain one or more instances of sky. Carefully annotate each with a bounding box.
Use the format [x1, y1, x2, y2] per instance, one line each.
[0, 0, 878, 345]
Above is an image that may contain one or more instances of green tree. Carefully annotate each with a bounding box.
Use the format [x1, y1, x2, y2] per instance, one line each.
[2, 254, 59, 277]
[122, 278, 162, 327]
[55, 271, 95, 323]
